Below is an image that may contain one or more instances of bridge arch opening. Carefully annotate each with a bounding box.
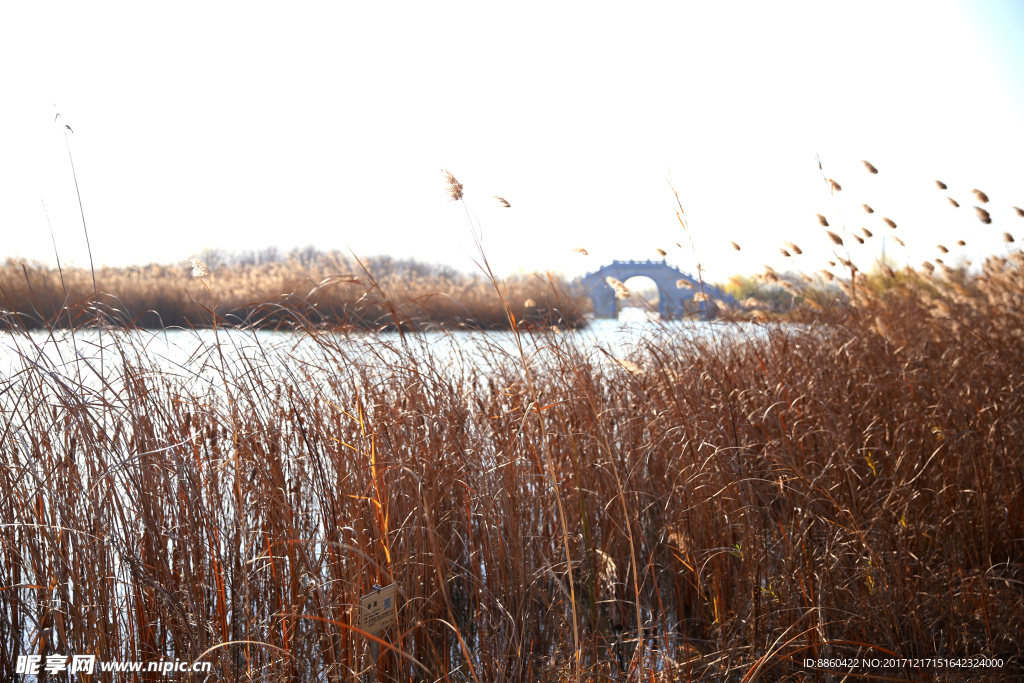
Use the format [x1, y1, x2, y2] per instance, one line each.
[620, 276, 660, 316]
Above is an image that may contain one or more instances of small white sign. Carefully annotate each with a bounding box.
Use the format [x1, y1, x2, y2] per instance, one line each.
[359, 584, 397, 636]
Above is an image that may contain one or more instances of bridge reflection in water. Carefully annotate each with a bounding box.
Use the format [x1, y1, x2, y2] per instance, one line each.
[577, 259, 736, 319]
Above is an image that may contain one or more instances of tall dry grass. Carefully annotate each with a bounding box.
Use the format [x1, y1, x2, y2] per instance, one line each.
[2, 160, 1023, 682]
[0, 251, 586, 331]
[2, 245, 1022, 681]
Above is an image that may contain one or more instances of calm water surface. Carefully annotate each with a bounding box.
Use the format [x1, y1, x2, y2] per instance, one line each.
[1, 311, 757, 385]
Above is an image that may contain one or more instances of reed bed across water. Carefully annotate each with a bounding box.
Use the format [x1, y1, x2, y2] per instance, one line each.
[0, 252, 586, 331]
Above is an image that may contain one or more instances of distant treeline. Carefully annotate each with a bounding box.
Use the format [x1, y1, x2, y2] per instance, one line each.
[0, 247, 588, 330]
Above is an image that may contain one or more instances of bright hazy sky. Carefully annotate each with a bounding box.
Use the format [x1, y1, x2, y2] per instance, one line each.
[2, 1, 1023, 282]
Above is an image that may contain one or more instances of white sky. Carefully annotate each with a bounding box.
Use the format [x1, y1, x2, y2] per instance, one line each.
[2, 1, 1023, 282]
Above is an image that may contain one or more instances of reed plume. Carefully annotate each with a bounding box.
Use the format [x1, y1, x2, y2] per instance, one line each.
[935, 180, 947, 190]
[937, 245, 949, 254]
[816, 213, 830, 227]
[826, 231, 843, 246]
[947, 197, 960, 207]
[861, 160, 878, 174]
[892, 235, 905, 247]
[861, 228, 873, 238]
[606, 276, 630, 299]
[442, 169, 464, 201]
[975, 206, 992, 224]
[862, 204, 874, 214]
[973, 189, 989, 203]
[730, 241, 741, 251]
[882, 217, 897, 229]
[190, 258, 210, 278]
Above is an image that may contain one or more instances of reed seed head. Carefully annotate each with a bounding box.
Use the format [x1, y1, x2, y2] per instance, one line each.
[947, 197, 960, 208]
[493, 196, 511, 208]
[861, 160, 878, 174]
[1013, 206, 1024, 217]
[819, 269, 835, 281]
[779, 248, 791, 258]
[851, 234, 863, 244]
[828, 260, 837, 267]
[937, 245, 949, 254]
[572, 247, 589, 256]
[1004, 232, 1015, 243]
[892, 235, 905, 247]
[784, 241, 803, 255]
[957, 240, 966, 246]
[676, 278, 694, 289]
[524, 299, 536, 308]
[921, 261, 935, 273]
[606, 276, 630, 299]
[882, 265, 895, 278]
[882, 217, 897, 229]
[656, 248, 667, 257]
[935, 180, 947, 190]
[975, 206, 992, 224]
[826, 231, 843, 246]
[816, 213, 830, 227]
[189, 258, 209, 278]
[692, 292, 710, 302]
[862, 204, 875, 214]
[861, 228, 873, 238]
[730, 241, 741, 251]
[442, 169, 464, 201]
[973, 189, 989, 204]
[830, 179, 842, 192]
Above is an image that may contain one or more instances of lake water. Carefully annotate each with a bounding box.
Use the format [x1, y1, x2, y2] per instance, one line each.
[0, 311, 761, 389]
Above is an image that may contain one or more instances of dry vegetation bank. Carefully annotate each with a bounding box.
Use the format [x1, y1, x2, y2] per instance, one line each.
[0, 250, 586, 331]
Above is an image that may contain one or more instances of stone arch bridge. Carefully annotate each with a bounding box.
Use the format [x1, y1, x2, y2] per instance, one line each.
[577, 259, 736, 319]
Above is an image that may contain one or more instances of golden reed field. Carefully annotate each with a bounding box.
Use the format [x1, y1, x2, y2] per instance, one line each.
[0, 250, 587, 332]
[1, 167, 1023, 681]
